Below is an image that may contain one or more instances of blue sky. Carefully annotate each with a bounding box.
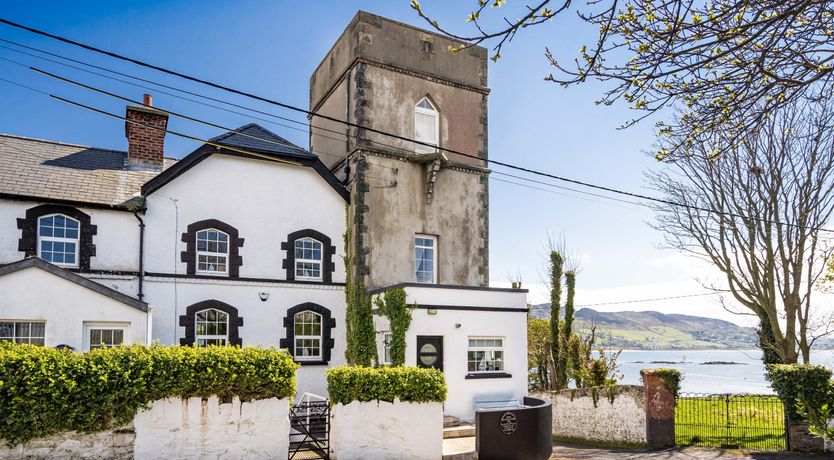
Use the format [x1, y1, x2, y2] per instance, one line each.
[0, 0, 775, 324]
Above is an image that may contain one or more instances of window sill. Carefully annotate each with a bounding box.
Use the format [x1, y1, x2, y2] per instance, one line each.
[465, 372, 512, 380]
[295, 359, 328, 366]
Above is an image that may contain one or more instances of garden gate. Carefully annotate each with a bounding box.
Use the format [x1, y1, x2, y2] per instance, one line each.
[675, 393, 787, 451]
[288, 397, 330, 460]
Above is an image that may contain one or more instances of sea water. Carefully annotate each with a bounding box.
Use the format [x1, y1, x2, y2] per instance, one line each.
[613, 349, 834, 394]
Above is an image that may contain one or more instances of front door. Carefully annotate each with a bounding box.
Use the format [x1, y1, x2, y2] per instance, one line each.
[416, 335, 443, 371]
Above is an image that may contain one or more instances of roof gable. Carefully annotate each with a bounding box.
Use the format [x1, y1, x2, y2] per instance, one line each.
[142, 124, 349, 201]
[0, 257, 148, 312]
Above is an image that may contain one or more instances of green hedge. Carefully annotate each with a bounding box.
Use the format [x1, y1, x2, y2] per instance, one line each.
[326, 366, 447, 405]
[768, 364, 833, 420]
[0, 343, 298, 445]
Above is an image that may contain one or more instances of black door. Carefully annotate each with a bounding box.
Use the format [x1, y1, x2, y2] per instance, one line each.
[416, 335, 443, 371]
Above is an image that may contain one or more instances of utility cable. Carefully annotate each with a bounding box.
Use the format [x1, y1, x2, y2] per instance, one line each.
[2, 20, 833, 233]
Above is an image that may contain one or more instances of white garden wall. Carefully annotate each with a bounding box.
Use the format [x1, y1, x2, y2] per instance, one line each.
[133, 396, 289, 459]
[331, 399, 443, 460]
[534, 385, 647, 445]
[0, 396, 290, 460]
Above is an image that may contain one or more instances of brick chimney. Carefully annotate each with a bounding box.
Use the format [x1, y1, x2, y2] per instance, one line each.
[125, 94, 168, 170]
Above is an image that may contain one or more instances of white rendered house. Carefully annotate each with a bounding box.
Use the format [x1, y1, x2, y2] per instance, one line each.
[0, 11, 528, 420]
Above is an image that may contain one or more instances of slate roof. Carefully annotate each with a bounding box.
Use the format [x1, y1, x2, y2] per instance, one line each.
[0, 133, 177, 209]
[210, 123, 314, 157]
[0, 124, 343, 209]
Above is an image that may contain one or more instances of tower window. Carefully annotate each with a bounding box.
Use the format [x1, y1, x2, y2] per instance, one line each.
[415, 97, 439, 154]
[415, 234, 437, 283]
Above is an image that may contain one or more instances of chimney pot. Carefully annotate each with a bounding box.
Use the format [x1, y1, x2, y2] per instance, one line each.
[143, 94, 153, 107]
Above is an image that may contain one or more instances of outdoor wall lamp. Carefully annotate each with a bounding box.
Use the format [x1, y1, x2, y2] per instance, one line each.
[427, 308, 438, 315]
[258, 291, 270, 302]
[455, 323, 461, 329]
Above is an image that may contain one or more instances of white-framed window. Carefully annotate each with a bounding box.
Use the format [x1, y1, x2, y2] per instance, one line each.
[37, 214, 80, 267]
[414, 97, 439, 153]
[84, 323, 127, 351]
[0, 321, 45, 345]
[294, 311, 322, 361]
[294, 237, 323, 281]
[414, 235, 437, 283]
[467, 337, 504, 373]
[195, 308, 229, 346]
[383, 332, 393, 365]
[196, 229, 229, 275]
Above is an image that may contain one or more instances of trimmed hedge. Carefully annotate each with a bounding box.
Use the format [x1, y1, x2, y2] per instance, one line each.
[0, 343, 298, 445]
[326, 366, 447, 405]
[768, 364, 833, 420]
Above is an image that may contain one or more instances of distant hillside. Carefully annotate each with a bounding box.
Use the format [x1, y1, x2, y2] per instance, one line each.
[529, 305, 757, 349]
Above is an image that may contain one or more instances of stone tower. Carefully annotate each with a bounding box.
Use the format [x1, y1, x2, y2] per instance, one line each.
[310, 11, 490, 289]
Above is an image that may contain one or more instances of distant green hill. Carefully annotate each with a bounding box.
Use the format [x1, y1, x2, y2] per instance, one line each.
[529, 305, 757, 349]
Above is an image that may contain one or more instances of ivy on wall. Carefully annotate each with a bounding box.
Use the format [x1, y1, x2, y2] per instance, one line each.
[343, 207, 377, 367]
[0, 344, 298, 446]
[375, 288, 413, 366]
[326, 366, 447, 405]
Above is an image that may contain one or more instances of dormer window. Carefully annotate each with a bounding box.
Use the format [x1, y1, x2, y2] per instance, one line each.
[196, 229, 228, 275]
[414, 97, 439, 154]
[38, 214, 80, 267]
[294, 237, 323, 281]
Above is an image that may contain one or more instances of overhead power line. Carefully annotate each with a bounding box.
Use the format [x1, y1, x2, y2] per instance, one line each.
[529, 291, 722, 308]
[2, 17, 834, 233]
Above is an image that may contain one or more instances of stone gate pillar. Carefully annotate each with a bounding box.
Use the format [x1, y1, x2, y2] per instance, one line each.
[641, 369, 676, 448]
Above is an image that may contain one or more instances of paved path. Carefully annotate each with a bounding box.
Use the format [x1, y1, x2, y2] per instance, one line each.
[551, 443, 831, 459]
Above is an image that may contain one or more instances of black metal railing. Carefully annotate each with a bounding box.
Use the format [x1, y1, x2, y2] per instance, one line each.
[289, 400, 330, 459]
[675, 393, 786, 451]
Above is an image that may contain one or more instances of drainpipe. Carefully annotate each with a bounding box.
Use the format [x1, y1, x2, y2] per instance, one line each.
[133, 209, 145, 301]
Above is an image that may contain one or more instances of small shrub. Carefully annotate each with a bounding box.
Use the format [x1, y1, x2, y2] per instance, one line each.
[0, 343, 298, 445]
[768, 364, 832, 421]
[326, 366, 447, 405]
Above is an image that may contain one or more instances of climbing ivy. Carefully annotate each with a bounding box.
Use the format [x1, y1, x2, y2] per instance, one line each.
[343, 207, 377, 367]
[375, 288, 413, 366]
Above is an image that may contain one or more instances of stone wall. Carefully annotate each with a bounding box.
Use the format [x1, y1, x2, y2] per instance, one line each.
[533, 385, 648, 445]
[330, 399, 443, 459]
[0, 428, 135, 459]
[0, 396, 290, 460]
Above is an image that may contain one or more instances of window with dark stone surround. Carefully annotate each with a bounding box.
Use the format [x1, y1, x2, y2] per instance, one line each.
[179, 300, 243, 346]
[281, 229, 336, 283]
[180, 219, 244, 277]
[280, 302, 336, 365]
[17, 204, 97, 271]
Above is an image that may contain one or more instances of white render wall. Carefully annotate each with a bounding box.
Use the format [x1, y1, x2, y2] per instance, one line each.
[378, 285, 528, 420]
[331, 399, 443, 460]
[533, 386, 648, 445]
[143, 277, 346, 398]
[0, 265, 148, 350]
[0, 199, 140, 271]
[0, 396, 290, 460]
[142, 154, 346, 281]
[133, 396, 290, 459]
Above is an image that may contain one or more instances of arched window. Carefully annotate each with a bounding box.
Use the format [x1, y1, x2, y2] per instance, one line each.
[196, 228, 229, 275]
[294, 237, 323, 281]
[280, 303, 336, 364]
[37, 214, 80, 267]
[294, 311, 323, 360]
[414, 97, 439, 153]
[195, 308, 229, 346]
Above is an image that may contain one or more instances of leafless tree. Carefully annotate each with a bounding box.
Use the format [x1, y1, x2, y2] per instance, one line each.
[648, 99, 834, 363]
[411, 0, 834, 159]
